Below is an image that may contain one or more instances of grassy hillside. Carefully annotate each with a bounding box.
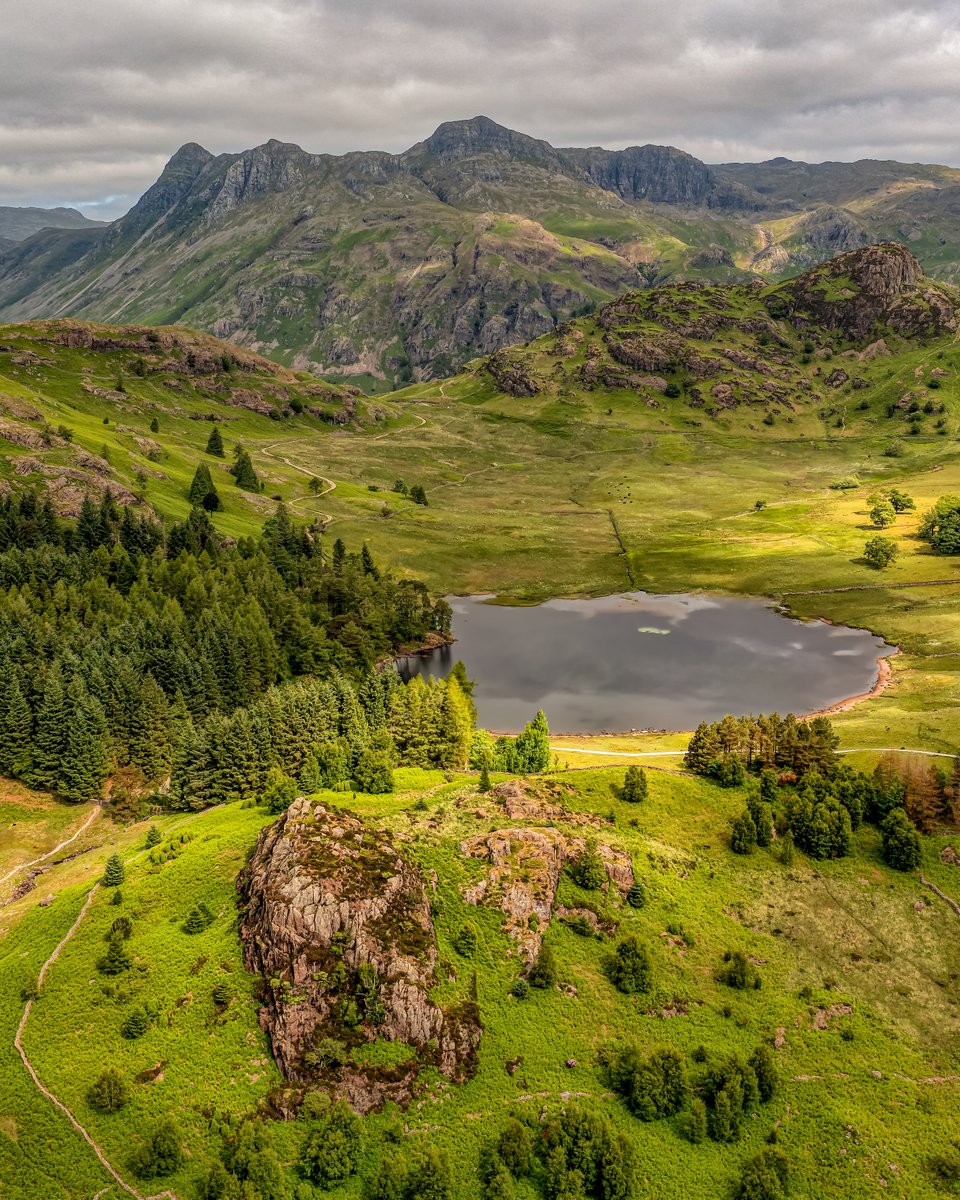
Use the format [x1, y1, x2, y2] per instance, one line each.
[2, 764, 958, 1200]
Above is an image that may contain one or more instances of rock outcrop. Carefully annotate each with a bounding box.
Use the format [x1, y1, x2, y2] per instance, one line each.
[461, 824, 633, 962]
[771, 243, 959, 340]
[239, 799, 480, 1112]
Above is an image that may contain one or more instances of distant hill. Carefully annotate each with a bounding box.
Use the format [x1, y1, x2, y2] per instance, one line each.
[0, 205, 107, 244]
[4, 120, 960, 388]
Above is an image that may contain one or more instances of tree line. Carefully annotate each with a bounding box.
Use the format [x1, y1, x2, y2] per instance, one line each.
[0, 491, 457, 805]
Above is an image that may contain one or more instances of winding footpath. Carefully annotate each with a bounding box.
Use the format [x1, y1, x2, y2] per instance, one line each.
[11, 809, 223, 1200]
[0, 803, 101, 890]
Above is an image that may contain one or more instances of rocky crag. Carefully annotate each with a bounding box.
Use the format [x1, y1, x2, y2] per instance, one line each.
[239, 799, 481, 1112]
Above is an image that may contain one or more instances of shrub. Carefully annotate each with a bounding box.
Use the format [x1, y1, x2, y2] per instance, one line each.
[183, 901, 214, 934]
[606, 1043, 687, 1120]
[131, 1118, 183, 1178]
[684, 1096, 708, 1143]
[510, 977, 530, 1000]
[88, 1067, 128, 1112]
[211, 981, 232, 1007]
[454, 922, 479, 957]
[528, 943, 557, 989]
[108, 915, 133, 941]
[145, 825, 162, 848]
[621, 765, 647, 803]
[736, 1147, 790, 1199]
[571, 839, 607, 890]
[606, 936, 652, 994]
[262, 767, 298, 814]
[718, 950, 761, 991]
[300, 1099, 363, 1186]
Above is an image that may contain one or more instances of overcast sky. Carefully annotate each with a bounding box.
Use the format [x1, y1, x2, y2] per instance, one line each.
[3, 0, 960, 220]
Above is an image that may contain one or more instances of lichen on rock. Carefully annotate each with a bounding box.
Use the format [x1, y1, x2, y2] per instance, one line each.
[238, 798, 480, 1112]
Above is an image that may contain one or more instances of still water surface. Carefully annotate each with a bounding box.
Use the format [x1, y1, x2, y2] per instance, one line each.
[397, 592, 894, 733]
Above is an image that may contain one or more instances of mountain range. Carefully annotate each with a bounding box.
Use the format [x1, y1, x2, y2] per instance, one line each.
[3, 117, 960, 387]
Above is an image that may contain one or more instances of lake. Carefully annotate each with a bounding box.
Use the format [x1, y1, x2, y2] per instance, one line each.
[397, 592, 895, 733]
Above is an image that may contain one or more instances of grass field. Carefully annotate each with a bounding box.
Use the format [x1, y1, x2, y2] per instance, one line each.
[1, 766, 958, 1200]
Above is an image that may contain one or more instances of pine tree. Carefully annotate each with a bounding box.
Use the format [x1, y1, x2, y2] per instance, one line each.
[103, 853, 125, 887]
[150, 416, 160, 433]
[88, 1067, 128, 1112]
[188, 463, 221, 511]
[479, 763, 491, 793]
[0, 677, 32, 777]
[58, 680, 109, 803]
[28, 666, 67, 789]
[360, 543, 380, 579]
[145, 825, 162, 848]
[231, 449, 260, 492]
[98, 940, 131, 975]
[128, 676, 172, 783]
[121, 1007, 148, 1038]
[205, 425, 225, 457]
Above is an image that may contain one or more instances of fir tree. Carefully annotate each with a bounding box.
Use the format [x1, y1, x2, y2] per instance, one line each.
[145, 825, 162, 848]
[28, 666, 68, 789]
[98, 940, 131, 975]
[121, 1007, 148, 1038]
[149, 416, 160, 433]
[361, 543, 380, 579]
[231, 448, 260, 492]
[205, 425, 225, 457]
[188, 463, 221, 510]
[0, 677, 32, 777]
[103, 853, 125, 887]
[129, 676, 172, 784]
[478, 763, 491, 793]
[58, 680, 109, 803]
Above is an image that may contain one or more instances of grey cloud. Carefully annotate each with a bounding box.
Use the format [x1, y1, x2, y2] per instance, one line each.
[2, 0, 959, 218]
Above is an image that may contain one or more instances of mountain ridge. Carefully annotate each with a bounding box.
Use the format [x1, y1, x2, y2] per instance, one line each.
[5, 118, 960, 387]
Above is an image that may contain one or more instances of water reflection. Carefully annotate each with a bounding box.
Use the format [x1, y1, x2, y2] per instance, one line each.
[397, 592, 894, 733]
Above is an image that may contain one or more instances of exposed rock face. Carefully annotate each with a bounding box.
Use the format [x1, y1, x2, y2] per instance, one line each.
[772, 243, 959, 339]
[239, 799, 480, 1112]
[461, 825, 633, 962]
[485, 349, 542, 396]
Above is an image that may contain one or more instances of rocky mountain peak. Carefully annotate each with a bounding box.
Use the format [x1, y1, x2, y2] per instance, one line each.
[407, 115, 563, 169]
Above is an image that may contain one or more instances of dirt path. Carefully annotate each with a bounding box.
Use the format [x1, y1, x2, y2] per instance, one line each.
[13, 807, 221, 1200]
[550, 743, 958, 760]
[13, 884, 175, 1200]
[0, 803, 101, 890]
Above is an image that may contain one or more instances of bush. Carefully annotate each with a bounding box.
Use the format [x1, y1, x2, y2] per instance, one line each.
[736, 1147, 790, 1200]
[300, 1099, 363, 1186]
[571, 840, 607, 890]
[621, 765, 647, 803]
[131, 1118, 183, 1178]
[212, 981, 232, 1007]
[454, 922, 479, 957]
[88, 1067, 128, 1112]
[353, 748, 394, 794]
[606, 936, 652, 994]
[262, 767, 298, 814]
[881, 809, 922, 870]
[606, 1044, 687, 1120]
[145, 825, 162, 848]
[183, 901, 214, 934]
[510, 977, 530, 1000]
[684, 1096, 708, 1143]
[718, 950, 761, 990]
[528, 943, 557, 989]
